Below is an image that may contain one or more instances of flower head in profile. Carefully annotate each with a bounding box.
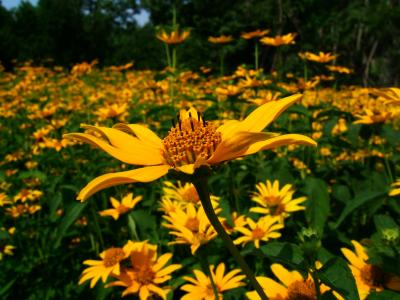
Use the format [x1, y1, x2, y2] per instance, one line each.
[208, 35, 233, 44]
[373, 87, 400, 105]
[250, 180, 307, 221]
[156, 29, 190, 45]
[99, 193, 142, 220]
[246, 263, 332, 300]
[299, 51, 337, 63]
[353, 108, 391, 124]
[241, 29, 270, 40]
[181, 262, 246, 299]
[326, 65, 353, 74]
[260, 33, 296, 46]
[79, 243, 133, 288]
[341, 240, 400, 299]
[63, 94, 316, 202]
[234, 216, 283, 248]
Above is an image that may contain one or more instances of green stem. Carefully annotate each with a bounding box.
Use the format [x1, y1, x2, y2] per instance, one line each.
[90, 204, 104, 250]
[193, 177, 268, 300]
[219, 49, 225, 76]
[172, 46, 177, 70]
[310, 267, 322, 299]
[127, 214, 140, 240]
[255, 42, 259, 70]
[198, 248, 219, 299]
[164, 44, 171, 68]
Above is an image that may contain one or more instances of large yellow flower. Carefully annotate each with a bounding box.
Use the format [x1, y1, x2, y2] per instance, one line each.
[156, 29, 190, 45]
[180, 262, 246, 299]
[341, 240, 400, 299]
[64, 94, 316, 202]
[299, 51, 337, 63]
[260, 33, 296, 46]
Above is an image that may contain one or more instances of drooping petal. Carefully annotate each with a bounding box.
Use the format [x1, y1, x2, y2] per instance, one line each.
[271, 264, 303, 288]
[77, 165, 170, 201]
[113, 123, 163, 149]
[242, 134, 317, 156]
[232, 94, 302, 134]
[63, 132, 164, 166]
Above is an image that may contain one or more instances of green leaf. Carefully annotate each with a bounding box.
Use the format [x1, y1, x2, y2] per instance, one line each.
[317, 257, 359, 300]
[366, 290, 400, 299]
[333, 190, 388, 229]
[374, 214, 399, 231]
[303, 178, 330, 235]
[53, 201, 87, 249]
[18, 170, 47, 181]
[0, 278, 16, 297]
[260, 242, 308, 274]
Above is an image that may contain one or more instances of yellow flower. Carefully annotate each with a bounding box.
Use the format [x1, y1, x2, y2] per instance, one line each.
[389, 180, 400, 197]
[79, 243, 133, 288]
[107, 241, 181, 299]
[163, 203, 217, 254]
[99, 193, 142, 220]
[326, 65, 353, 74]
[234, 216, 283, 248]
[156, 29, 190, 45]
[0, 245, 15, 260]
[250, 180, 306, 220]
[64, 94, 316, 202]
[161, 181, 219, 209]
[0, 192, 10, 206]
[208, 35, 233, 44]
[241, 29, 270, 40]
[299, 51, 337, 63]
[181, 262, 246, 299]
[353, 108, 391, 124]
[13, 189, 43, 203]
[246, 263, 331, 299]
[260, 33, 296, 46]
[373, 87, 400, 105]
[341, 240, 400, 299]
[95, 103, 129, 121]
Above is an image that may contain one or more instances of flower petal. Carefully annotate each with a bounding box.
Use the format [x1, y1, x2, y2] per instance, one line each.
[236, 94, 302, 133]
[64, 132, 164, 165]
[243, 134, 317, 156]
[113, 123, 163, 149]
[77, 165, 170, 201]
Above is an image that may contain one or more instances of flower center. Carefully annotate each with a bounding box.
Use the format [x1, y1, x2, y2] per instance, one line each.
[135, 265, 156, 285]
[360, 264, 389, 288]
[185, 217, 200, 232]
[287, 279, 317, 300]
[264, 195, 281, 206]
[162, 112, 221, 167]
[103, 248, 125, 267]
[182, 186, 201, 203]
[252, 227, 265, 239]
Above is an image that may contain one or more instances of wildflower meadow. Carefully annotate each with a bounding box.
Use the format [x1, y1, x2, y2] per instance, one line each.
[1, 1, 400, 300]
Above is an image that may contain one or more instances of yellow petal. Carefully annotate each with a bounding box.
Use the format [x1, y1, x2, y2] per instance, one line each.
[255, 276, 288, 298]
[271, 264, 303, 287]
[64, 132, 164, 165]
[341, 248, 365, 270]
[207, 131, 273, 164]
[238, 94, 302, 133]
[113, 123, 163, 149]
[243, 134, 317, 156]
[77, 165, 170, 201]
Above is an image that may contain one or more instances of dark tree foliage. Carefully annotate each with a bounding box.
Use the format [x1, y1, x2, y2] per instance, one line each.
[0, 0, 399, 85]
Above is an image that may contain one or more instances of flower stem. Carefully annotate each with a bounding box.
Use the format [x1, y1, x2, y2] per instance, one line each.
[165, 44, 171, 68]
[193, 177, 268, 300]
[255, 42, 259, 70]
[310, 267, 322, 299]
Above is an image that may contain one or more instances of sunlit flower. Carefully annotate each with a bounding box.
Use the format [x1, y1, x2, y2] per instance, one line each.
[13, 189, 43, 203]
[0, 245, 15, 260]
[181, 262, 246, 299]
[326, 65, 353, 74]
[250, 180, 306, 221]
[208, 35, 233, 44]
[331, 118, 348, 135]
[373, 87, 400, 105]
[95, 103, 129, 121]
[341, 240, 400, 299]
[64, 94, 316, 202]
[99, 193, 142, 220]
[299, 51, 337, 63]
[241, 29, 270, 40]
[107, 241, 181, 299]
[156, 29, 190, 45]
[163, 203, 218, 254]
[0, 193, 10, 206]
[234, 216, 283, 248]
[260, 33, 296, 46]
[79, 243, 133, 288]
[246, 263, 332, 299]
[389, 180, 400, 197]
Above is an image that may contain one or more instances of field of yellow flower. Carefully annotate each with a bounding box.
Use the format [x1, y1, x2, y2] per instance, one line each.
[1, 60, 400, 300]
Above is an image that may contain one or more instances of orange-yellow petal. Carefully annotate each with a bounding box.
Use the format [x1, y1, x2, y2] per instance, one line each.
[77, 165, 170, 201]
